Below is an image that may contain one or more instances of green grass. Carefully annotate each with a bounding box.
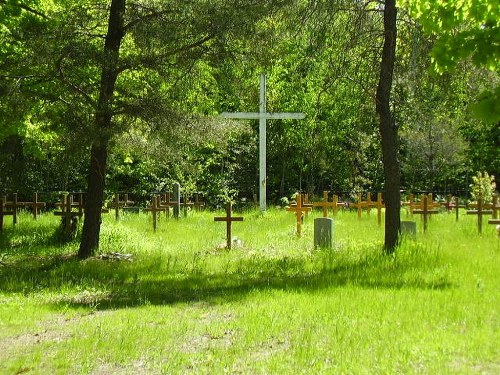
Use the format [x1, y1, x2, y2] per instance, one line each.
[0, 208, 499, 374]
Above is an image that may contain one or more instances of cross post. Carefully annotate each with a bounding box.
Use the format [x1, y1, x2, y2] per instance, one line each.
[220, 73, 305, 211]
[287, 194, 312, 237]
[0, 196, 14, 230]
[413, 194, 440, 232]
[214, 202, 244, 250]
[312, 191, 337, 218]
[467, 195, 493, 234]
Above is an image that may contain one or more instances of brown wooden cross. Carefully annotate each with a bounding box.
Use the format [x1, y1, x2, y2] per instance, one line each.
[349, 193, 368, 220]
[28, 192, 46, 220]
[413, 194, 440, 232]
[214, 202, 243, 249]
[193, 193, 205, 211]
[332, 194, 343, 216]
[369, 192, 385, 226]
[0, 196, 14, 231]
[492, 194, 499, 220]
[287, 194, 312, 237]
[54, 193, 84, 234]
[4, 193, 20, 225]
[312, 191, 337, 218]
[181, 194, 195, 217]
[108, 193, 135, 220]
[144, 195, 167, 231]
[467, 196, 493, 234]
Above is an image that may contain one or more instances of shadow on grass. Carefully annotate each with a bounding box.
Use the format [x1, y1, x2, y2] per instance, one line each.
[1, 227, 453, 311]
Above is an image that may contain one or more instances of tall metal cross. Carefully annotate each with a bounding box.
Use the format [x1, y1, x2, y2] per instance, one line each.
[220, 73, 305, 211]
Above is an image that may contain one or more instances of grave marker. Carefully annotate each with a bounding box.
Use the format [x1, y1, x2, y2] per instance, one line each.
[5, 193, 20, 225]
[0, 196, 14, 230]
[108, 193, 134, 220]
[144, 195, 167, 231]
[312, 191, 337, 218]
[467, 196, 493, 234]
[54, 193, 83, 236]
[193, 193, 205, 211]
[220, 73, 305, 211]
[413, 194, 440, 232]
[400, 221, 417, 238]
[214, 202, 243, 250]
[287, 194, 312, 237]
[28, 192, 46, 220]
[173, 183, 181, 219]
[349, 193, 368, 219]
[371, 192, 385, 226]
[314, 217, 334, 248]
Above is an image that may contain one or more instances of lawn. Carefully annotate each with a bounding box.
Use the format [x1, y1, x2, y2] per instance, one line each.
[0, 208, 499, 374]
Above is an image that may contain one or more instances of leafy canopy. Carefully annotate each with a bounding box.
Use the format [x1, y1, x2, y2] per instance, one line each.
[401, 0, 499, 122]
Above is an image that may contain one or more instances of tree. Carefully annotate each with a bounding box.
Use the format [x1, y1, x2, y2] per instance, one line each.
[401, 0, 499, 123]
[376, 0, 400, 252]
[78, 0, 125, 258]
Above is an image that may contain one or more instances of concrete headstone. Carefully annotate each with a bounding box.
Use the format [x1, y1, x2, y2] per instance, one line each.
[314, 217, 334, 249]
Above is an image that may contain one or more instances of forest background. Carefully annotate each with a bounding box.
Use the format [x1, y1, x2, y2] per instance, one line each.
[1, 0, 498, 206]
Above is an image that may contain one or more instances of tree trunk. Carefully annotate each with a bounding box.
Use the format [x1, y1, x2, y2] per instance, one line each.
[78, 0, 126, 259]
[376, 0, 400, 253]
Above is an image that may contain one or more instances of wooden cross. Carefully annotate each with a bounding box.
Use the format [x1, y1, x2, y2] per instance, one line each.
[368, 192, 385, 226]
[492, 194, 499, 219]
[28, 192, 46, 220]
[413, 194, 440, 232]
[193, 193, 205, 211]
[332, 194, 343, 216]
[54, 193, 83, 234]
[312, 191, 337, 218]
[108, 193, 134, 220]
[349, 193, 368, 220]
[181, 194, 195, 217]
[214, 202, 243, 250]
[0, 196, 14, 231]
[467, 196, 493, 234]
[144, 195, 167, 231]
[4, 193, 20, 225]
[220, 73, 305, 211]
[287, 194, 312, 237]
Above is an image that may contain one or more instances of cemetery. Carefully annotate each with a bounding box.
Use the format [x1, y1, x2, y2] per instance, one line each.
[1, 0, 499, 373]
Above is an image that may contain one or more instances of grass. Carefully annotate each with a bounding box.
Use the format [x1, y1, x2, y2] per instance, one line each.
[0, 208, 499, 374]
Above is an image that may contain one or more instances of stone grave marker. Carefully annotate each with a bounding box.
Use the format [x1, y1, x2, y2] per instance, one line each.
[214, 202, 244, 250]
[314, 217, 334, 249]
[400, 221, 417, 238]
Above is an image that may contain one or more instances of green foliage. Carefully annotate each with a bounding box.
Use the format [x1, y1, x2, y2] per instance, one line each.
[469, 171, 496, 202]
[401, 0, 500, 123]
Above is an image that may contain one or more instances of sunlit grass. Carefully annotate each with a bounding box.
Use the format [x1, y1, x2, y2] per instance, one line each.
[0, 208, 499, 374]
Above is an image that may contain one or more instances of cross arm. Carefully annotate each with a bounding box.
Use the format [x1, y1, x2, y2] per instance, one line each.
[220, 112, 305, 120]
